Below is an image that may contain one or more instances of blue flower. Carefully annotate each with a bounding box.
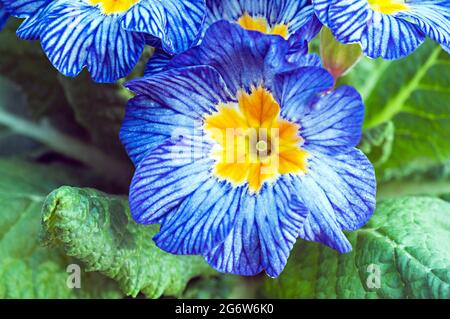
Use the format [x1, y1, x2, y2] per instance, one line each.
[6, 0, 206, 82]
[145, 0, 322, 76]
[121, 21, 376, 277]
[313, 0, 450, 59]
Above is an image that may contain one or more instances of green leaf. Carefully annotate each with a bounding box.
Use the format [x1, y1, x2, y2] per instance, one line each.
[57, 72, 128, 155]
[263, 197, 450, 299]
[320, 27, 362, 79]
[41, 186, 216, 298]
[0, 159, 122, 298]
[0, 75, 132, 187]
[359, 121, 394, 167]
[0, 76, 46, 158]
[377, 160, 450, 200]
[342, 40, 450, 181]
[0, 20, 69, 119]
[56, 47, 153, 155]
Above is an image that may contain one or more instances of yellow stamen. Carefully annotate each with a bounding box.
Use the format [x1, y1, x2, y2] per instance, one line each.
[89, 0, 139, 15]
[368, 0, 409, 14]
[204, 86, 308, 193]
[237, 13, 289, 39]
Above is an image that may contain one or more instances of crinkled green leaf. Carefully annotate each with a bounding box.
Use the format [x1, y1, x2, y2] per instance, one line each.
[320, 27, 362, 79]
[263, 197, 450, 299]
[0, 160, 122, 298]
[342, 40, 450, 181]
[41, 186, 216, 298]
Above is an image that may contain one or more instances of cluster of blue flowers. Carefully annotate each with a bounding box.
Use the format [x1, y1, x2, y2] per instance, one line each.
[2, 0, 448, 277]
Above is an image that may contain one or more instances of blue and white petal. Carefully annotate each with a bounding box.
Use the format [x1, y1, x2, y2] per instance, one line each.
[169, 21, 295, 95]
[206, 0, 315, 38]
[360, 10, 425, 59]
[154, 179, 245, 255]
[325, 0, 372, 43]
[274, 66, 334, 121]
[121, 65, 232, 164]
[16, 6, 47, 40]
[295, 148, 376, 251]
[144, 48, 172, 77]
[402, 0, 450, 53]
[287, 14, 323, 58]
[2, 0, 49, 17]
[313, 0, 446, 59]
[300, 85, 364, 154]
[205, 176, 309, 277]
[129, 136, 215, 225]
[22, 0, 145, 82]
[122, 0, 206, 54]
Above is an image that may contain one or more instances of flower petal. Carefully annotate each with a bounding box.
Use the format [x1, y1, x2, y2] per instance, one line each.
[129, 135, 214, 225]
[169, 21, 295, 95]
[301, 85, 364, 154]
[360, 10, 425, 59]
[314, 0, 428, 59]
[25, 0, 145, 82]
[154, 179, 245, 255]
[122, 0, 205, 54]
[307, 148, 376, 231]
[323, 0, 372, 43]
[274, 66, 334, 121]
[144, 48, 172, 77]
[287, 14, 323, 59]
[402, 1, 450, 52]
[205, 176, 309, 277]
[295, 148, 376, 251]
[206, 0, 314, 36]
[2, 0, 48, 17]
[16, 6, 46, 40]
[121, 65, 233, 164]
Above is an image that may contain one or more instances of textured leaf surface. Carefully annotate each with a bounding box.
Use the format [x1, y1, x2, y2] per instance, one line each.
[0, 160, 121, 298]
[263, 197, 450, 299]
[41, 186, 215, 298]
[343, 40, 450, 181]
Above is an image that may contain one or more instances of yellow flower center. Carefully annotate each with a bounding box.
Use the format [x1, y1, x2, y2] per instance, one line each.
[89, 0, 139, 15]
[237, 13, 289, 39]
[368, 0, 409, 14]
[204, 86, 308, 193]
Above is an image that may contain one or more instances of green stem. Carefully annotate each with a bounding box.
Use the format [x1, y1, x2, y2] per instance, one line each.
[0, 108, 132, 186]
[364, 46, 441, 129]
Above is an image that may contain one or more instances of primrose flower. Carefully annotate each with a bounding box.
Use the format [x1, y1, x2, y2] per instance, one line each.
[145, 0, 322, 76]
[6, 0, 206, 82]
[313, 0, 450, 59]
[121, 21, 376, 277]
